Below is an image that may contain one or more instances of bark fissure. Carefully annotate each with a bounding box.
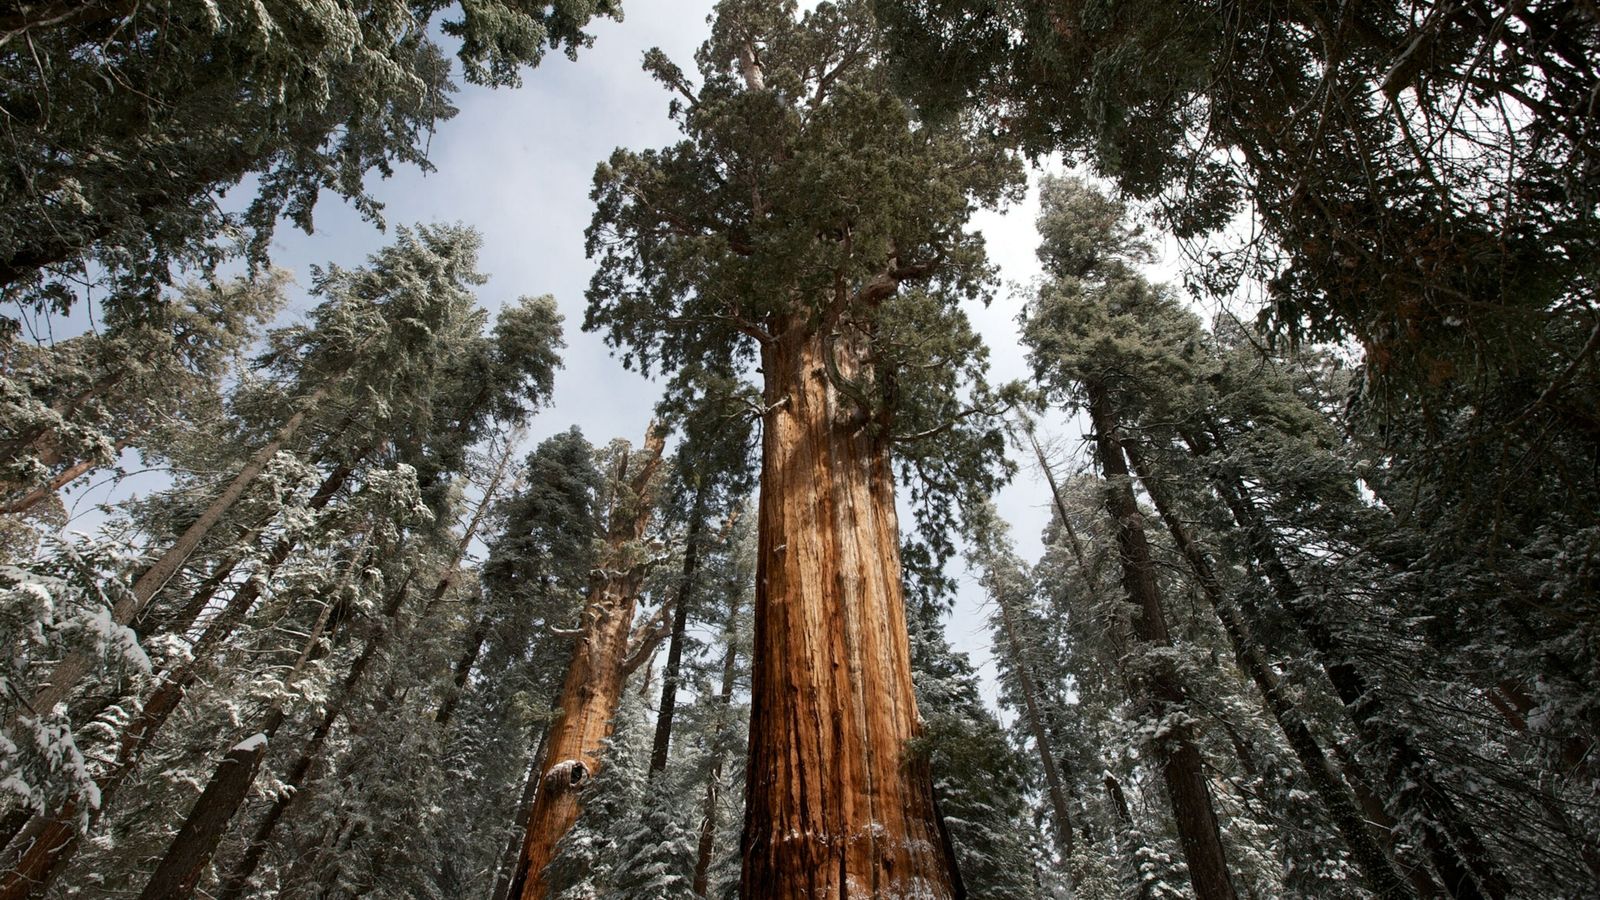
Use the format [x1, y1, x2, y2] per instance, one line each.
[739, 322, 962, 899]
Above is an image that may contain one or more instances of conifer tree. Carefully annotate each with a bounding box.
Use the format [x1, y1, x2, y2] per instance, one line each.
[507, 423, 669, 899]
[0, 0, 620, 322]
[583, 2, 1020, 893]
[1021, 178, 1239, 900]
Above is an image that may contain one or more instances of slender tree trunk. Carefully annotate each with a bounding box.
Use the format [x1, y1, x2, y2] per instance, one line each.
[137, 713, 284, 900]
[1184, 425, 1511, 900]
[992, 587, 1076, 859]
[434, 618, 489, 730]
[738, 323, 963, 899]
[1084, 381, 1237, 900]
[214, 570, 420, 900]
[220, 449, 516, 897]
[14, 392, 322, 727]
[692, 588, 744, 898]
[0, 456, 355, 900]
[1102, 771, 1155, 900]
[2, 438, 128, 515]
[1487, 681, 1596, 782]
[137, 546, 353, 900]
[491, 733, 547, 900]
[422, 447, 524, 730]
[650, 501, 707, 775]
[1122, 441, 1417, 900]
[510, 424, 667, 900]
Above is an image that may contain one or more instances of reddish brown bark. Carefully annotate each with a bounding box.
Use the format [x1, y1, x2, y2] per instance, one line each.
[510, 424, 667, 900]
[738, 324, 963, 899]
[1085, 382, 1237, 900]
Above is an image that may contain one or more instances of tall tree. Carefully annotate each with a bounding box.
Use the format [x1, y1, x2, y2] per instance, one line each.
[508, 423, 669, 899]
[1022, 178, 1239, 899]
[0, 274, 282, 516]
[583, 2, 1020, 894]
[0, 0, 619, 322]
[647, 372, 756, 778]
[0, 224, 563, 899]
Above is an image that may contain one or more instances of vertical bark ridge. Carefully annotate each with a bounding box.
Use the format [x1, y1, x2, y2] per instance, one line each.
[739, 325, 962, 899]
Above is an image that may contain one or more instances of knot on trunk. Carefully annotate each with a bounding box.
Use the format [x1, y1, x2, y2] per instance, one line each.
[544, 759, 590, 793]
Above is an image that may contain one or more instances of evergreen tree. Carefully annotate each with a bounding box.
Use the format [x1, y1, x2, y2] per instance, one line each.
[0, 0, 620, 322]
[583, 2, 1021, 893]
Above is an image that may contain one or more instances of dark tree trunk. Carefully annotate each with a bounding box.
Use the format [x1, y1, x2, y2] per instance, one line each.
[137, 549, 353, 900]
[0, 458, 356, 900]
[491, 733, 547, 900]
[650, 503, 707, 775]
[137, 711, 285, 900]
[13, 393, 324, 729]
[433, 616, 489, 730]
[215, 572, 418, 900]
[1184, 425, 1511, 900]
[992, 586, 1076, 859]
[1084, 381, 1237, 900]
[1123, 440, 1417, 900]
[692, 589, 744, 898]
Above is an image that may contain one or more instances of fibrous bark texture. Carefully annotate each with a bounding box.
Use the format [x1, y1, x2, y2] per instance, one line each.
[739, 324, 963, 899]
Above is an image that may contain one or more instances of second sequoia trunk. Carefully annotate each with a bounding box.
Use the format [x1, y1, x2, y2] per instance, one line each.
[739, 324, 963, 899]
[511, 426, 666, 900]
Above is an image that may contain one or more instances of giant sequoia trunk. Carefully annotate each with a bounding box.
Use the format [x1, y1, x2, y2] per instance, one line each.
[1084, 381, 1237, 900]
[510, 426, 666, 900]
[739, 323, 963, 899]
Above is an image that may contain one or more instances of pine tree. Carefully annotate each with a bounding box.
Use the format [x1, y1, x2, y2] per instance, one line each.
[1021, 177, 1239, 900]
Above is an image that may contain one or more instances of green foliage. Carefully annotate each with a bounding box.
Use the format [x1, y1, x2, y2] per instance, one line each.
[587, 0, 1025, 603]
[0, 0, 620, 322]
[906, 607, 1040, 900]
[0, 273, 284, 509]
